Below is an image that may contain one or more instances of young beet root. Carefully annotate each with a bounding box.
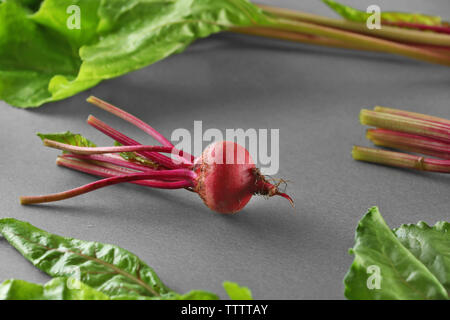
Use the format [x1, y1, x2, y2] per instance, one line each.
[20, 97, 292, 214]
[194, 141, 292, 214]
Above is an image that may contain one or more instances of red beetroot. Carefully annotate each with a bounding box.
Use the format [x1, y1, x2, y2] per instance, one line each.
[194, 141, 290, 214]
[20, 97, 292, 214]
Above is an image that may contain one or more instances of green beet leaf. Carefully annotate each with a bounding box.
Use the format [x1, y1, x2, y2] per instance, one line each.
[323, 0, 443, 26]
[0, 218, 238, 300]
[32, 0, 101, 49]
[0, 277, 110, 300]
[0, 1, 82, 107]
[0, 218, 174, 299]
[0, 277, 220, 300]
[344, 207, 448, 300]
[0, 0, 43, 12]
[394, 221, 450, 293]
[1, 0, 270, 108]
[223, 281, 253, 300]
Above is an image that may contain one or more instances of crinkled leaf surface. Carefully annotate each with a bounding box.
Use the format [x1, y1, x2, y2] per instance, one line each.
[344, 207, 448, 300]
[0, 277, 220, 300]
[0, 218, 173, 299]
[0, 1, 82, 107]
[323, 0, 442, 26]
[394, 221, 450, 293]
[0, 218, 228, 300]
[0, 0, 270, 108]
[223, 281, 253, 300]
[0, 277, 110, 300]
[0, 0, 43, 11]
[32, 0, 101, 49]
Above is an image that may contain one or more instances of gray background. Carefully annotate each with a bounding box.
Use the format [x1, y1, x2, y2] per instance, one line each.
[1, 0, 449, 299]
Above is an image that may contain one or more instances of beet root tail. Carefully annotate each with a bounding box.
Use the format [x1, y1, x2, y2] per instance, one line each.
[253, 168, 294, 208]
[276, 192, 295, 207]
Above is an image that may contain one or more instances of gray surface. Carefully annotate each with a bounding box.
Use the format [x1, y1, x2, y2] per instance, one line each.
[1, 0, 449, 300]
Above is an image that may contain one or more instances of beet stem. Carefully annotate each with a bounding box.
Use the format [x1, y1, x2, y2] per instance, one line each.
[366, 129, 450, 159]
[87, 96, 195, 163]
[62, 154, 156, 172]
[232, 27, 380, 53]
[373, 106, 450, 129]
[20, 169, 197, 205]
[56, 156, 192, 188]
[360, 109, 450, 143]
[258, 4, 450, 47]
[87, 115, 191, 169]
[61, 155, 183, 181]
[87, 96, 173, 147]
[43, 139, 188, 157]
[352, 146, 450, 173]
[59, 156, 134, 176]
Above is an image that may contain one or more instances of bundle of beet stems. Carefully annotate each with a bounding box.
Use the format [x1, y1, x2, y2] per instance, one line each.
[232, 4, 450, 67]
[354, 107, 450, 173]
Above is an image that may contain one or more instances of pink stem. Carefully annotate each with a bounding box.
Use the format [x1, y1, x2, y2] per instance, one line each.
[61, 154, 183, 182]
[60, 156, 135, 175]
[360, 109, 450, 144]
[20, 169, 197, 205]
[87, 96, 196, 164]
[61, 154, 155, 172]
[87, 96, 174, 147]
[367, 128, 450, 159]
[56, 156, 190, 187]
[87, 115, 192, 169]
[43, 139, 187, 157]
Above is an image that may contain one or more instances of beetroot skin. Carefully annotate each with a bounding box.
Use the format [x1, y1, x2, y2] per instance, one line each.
[194, 141, 291, 214]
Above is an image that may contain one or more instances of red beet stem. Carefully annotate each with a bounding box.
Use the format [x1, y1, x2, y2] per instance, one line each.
[61, 154, 155, 172]
[61, 154, 183, 182]
[87, 96, 174, 147]
[56, 156, 191, 188]
[360, 109, 450, 143]
[59, 155, 136, 176]
[20, 169, 197, 205]
[367, 128, 450, 159]
[43, 139, 187, 157]
[87, 96, 196, 163]
[87, 115, 192, 169]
